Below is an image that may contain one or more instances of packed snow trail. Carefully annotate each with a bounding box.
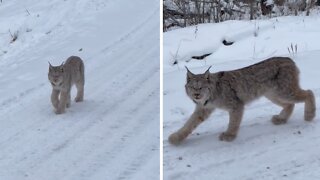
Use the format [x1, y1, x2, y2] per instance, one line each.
[0, 0, 159, 179]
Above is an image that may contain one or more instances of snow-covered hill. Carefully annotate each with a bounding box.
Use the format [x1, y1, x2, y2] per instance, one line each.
[164, 15, 320, 180]
[0, 0, 159, 179]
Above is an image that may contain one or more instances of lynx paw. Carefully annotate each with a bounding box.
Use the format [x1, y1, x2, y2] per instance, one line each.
[66, 103, 70, 108]
[55, 109, 65, 115]
[75, 96, 83, 102]
[271, 115, 287, 125]
[168, 133, 183, 145]
[219, 132, 236, 142]
[305, 110, 315, 121]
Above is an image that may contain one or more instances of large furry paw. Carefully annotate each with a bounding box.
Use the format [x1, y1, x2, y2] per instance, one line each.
[219, 132, 236, 142]
[66, 103, 70, 108]
[75, 96, 83, 102]
[271, 115, 287, 125]
[168, 133, 184, 145]
[305, 110, 315, 121]
[55, 108, 65, 115]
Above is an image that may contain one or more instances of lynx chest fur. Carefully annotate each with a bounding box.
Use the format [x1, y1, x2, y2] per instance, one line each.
[169, 57, 316, 144]
[48, 56, 85, 114]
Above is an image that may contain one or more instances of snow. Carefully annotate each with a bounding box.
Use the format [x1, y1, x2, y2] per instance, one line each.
[163, 15, 320, 179]
[0, 0, 159, 180]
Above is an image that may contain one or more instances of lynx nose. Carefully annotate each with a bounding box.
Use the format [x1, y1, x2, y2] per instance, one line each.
[194, 93, 201, 99]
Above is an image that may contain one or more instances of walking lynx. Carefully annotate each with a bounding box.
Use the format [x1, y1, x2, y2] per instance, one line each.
[169, 57, 316, 144]
[48, 56, 85, 114]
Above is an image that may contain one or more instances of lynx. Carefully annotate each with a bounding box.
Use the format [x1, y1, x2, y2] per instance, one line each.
[48, 56, 85, 114]
[169, 57, 316, 144]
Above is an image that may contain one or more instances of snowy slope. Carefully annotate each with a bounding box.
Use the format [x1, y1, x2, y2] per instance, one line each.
[0, 0, 159, 180]
[164, 15, 320, 180]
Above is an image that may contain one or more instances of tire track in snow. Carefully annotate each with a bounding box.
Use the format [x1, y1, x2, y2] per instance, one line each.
[0, 1, 159, 179]
[0, 40, 158, 173]
[0, 6, 159, 149]
[66, 92, 159, 180]
[24, 70, 159, 180]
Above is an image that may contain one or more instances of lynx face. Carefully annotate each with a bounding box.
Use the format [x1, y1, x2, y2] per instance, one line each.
[48, 63, 64, 86]
[185, 67, 211, 104]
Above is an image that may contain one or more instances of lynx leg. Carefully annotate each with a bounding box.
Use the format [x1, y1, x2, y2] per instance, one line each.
[75, 82, 84, 102]
[168, 106, 214, 145]
[282, 89, 316, 121]
[51, 89, 60, 109]
[66, 92, 71, 108]
[266, 96, 294, 125]
[56, 91, 68, 114]
[303, 90, 316, 121]
[219, 105, 244, 142]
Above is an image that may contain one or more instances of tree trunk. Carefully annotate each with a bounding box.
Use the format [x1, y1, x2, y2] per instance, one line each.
[250, 0, 254, 20]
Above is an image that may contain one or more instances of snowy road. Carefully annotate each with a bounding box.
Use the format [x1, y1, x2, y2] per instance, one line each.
[0, 0, 159, 179]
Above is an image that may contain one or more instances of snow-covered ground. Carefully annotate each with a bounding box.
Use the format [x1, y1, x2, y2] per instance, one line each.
[0, 0, 159, 180]
[164, 15, 320, 180]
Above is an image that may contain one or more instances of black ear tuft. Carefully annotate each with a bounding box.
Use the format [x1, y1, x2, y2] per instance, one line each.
[205, 66, 212, 73]
[204, 66, 212, 80]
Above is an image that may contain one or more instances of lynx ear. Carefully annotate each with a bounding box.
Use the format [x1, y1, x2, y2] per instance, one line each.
[48, 61, 53, 70]
[185, 66, 194, 82]
[204, 66, 212, 80]
[59, 61, 65, 72]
